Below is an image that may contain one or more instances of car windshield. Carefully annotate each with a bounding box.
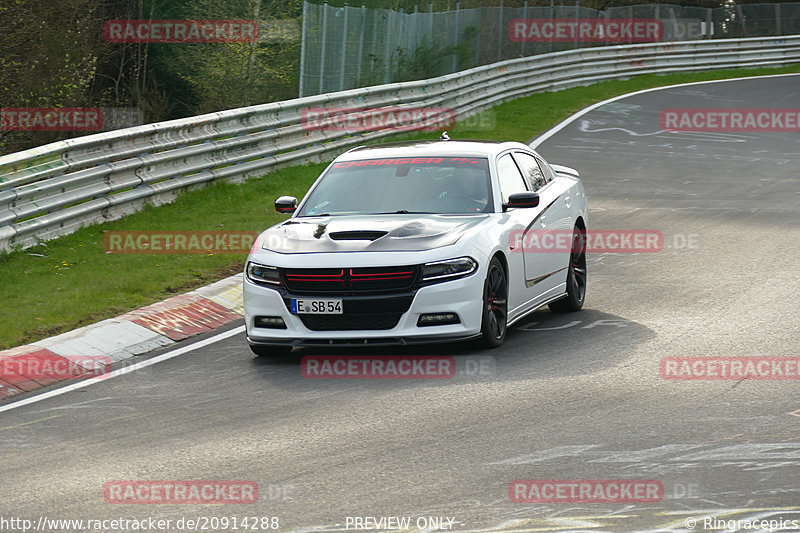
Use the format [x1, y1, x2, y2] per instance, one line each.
[297, 156, 493, 216]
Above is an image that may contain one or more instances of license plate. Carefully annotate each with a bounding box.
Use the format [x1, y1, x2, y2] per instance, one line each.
[291, 298, 343, 314]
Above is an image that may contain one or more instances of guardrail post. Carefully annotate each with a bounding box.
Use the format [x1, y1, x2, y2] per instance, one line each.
[320, 2, 329, 95]
[384, 9, 393, 83]
[705, 8, 714, 39]
[521, 1, 528, 57]
[736, 4, 747, 37]
[339, 3, 349, 91]
[497, 1, 503, 62]
[475, 5, 482, 65]
[299, 0, 309, 97]
[357, 4, 366, 86]
[453, 2, 460, 72]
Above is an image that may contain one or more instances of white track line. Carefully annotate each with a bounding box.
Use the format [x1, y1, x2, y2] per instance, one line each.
[0, 326, 245, 414]
[529, 72, 800, 149]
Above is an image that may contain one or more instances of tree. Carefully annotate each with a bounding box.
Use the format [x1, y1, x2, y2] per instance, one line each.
[0, 0, 105, 153]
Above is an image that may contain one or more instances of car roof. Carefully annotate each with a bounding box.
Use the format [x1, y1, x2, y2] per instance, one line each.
[336, 139, 533, 161]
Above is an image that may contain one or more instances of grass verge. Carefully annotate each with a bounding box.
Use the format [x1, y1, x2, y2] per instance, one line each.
[2, 63, 799, 349]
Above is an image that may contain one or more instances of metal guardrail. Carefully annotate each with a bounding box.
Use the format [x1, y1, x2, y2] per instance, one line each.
[1, 35, 799, 252]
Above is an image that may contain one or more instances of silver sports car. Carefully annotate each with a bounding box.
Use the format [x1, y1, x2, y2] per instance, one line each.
[244, 137, 588, 354]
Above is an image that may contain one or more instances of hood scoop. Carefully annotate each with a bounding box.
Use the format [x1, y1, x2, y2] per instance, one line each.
[329, 230, 388, 241]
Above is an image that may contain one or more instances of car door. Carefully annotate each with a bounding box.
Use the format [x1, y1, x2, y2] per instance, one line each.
[494, 152, 547, 312]
[510, 150, 573, 295]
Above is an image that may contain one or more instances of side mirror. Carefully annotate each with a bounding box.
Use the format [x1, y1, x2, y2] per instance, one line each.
[275, 196, 298, 214]
[503, 192, 539, 211]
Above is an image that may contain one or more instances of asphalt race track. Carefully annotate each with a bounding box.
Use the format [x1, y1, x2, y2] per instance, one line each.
[2, 74, 799, 533]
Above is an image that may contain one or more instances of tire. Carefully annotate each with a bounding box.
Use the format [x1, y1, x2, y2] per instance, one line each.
[249, 344, 293, 357]
[549, 225, 587, 313]
[479, 257, 508, 348]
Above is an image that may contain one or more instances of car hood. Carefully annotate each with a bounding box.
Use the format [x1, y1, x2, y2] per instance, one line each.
[258, 214, 489, 253]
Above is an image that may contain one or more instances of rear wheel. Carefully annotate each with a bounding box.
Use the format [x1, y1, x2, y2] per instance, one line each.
[479, 257, 508, 348]
[249, 344, 292, 357]
[549, 226, 587, 313]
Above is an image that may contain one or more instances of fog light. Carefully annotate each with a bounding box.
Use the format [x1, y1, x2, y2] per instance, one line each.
[254, 316, 287, 329]
[417, 313, 460, 327]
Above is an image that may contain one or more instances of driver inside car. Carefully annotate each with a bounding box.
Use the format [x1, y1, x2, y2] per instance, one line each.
[436, 169, 489, 212]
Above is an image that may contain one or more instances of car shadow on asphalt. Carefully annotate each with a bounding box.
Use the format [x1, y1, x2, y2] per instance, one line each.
[248, 308, 656, 386]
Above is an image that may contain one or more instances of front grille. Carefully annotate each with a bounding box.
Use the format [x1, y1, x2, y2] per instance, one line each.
[282, 265, 419, 295]
[298, 312, 403, 331]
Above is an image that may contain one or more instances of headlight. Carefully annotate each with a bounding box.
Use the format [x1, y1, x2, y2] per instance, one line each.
[246, 262, 282, 286]
[421, 257, 477, 282]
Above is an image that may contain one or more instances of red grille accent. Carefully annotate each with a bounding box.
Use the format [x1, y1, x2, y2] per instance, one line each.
[282, 266, 418, 294]
[285, 269, 346, 288]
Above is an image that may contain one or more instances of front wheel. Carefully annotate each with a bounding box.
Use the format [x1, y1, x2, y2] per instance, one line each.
[479, 257, 508, 348]
[549, 226, 587, 313]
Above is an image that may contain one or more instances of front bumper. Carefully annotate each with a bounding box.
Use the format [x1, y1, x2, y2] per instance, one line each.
[243, 272, 484, 347]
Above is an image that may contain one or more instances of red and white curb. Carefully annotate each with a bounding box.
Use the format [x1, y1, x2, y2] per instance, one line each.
[0, 273, 244, 400]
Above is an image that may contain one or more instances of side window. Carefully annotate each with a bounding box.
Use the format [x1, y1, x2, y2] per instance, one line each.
[513, 152, 548, 191]
[496, 154, 528, 202]
[537, 157, 555, 183]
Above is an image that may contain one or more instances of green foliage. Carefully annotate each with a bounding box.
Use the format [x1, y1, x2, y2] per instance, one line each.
[0, 0, 105, 153]
[145, 0, 303, 116]
[0, 0, 305, 153]
[395, 38, 445, 81]
[395, 26, 478, 82]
